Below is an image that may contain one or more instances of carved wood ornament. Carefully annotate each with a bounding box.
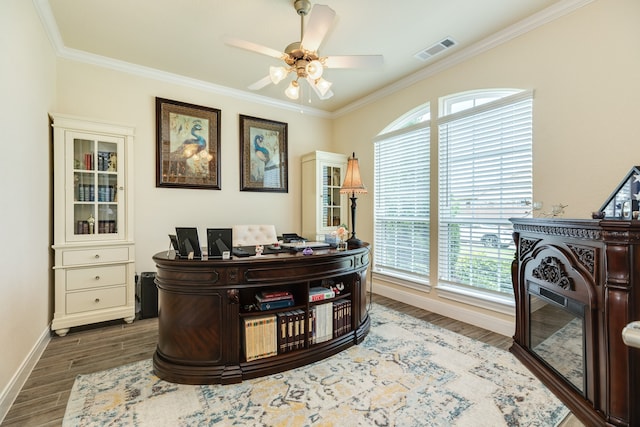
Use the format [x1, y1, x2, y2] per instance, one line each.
[532, 256, 573, 290]
[567, 244, 595, 276]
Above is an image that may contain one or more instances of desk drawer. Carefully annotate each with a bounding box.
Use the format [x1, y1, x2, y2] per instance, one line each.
[66, 265, 127, 291]
[66, 287, 126, 314]
[62, 247, 129, 266]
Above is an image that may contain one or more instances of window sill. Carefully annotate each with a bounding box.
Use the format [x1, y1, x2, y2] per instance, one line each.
[372, 271, 431, 293]
[436, 282, 515, 316]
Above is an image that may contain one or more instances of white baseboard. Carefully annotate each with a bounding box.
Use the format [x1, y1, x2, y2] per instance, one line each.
[0, 326, 51, 423]
[372, 281, 515, 337]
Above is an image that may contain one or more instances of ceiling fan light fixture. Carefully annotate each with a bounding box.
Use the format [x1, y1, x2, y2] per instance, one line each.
[305, 59, 323, 80]
[227, 2, 382, 103]
[285, 80, 300, 99]
[269, 66, 288, 84]
[314, 77, 332, 96]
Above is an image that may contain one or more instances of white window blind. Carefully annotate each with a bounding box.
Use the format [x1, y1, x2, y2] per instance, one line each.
[438, 91, 533, 294]
[374, 122, 430, 281]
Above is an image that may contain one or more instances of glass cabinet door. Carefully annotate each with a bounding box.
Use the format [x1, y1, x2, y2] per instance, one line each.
[67, 132, 124, 241]
[321, 165, 344, 228]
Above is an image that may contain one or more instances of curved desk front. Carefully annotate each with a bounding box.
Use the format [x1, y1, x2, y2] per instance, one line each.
[152, 245, 370, 385]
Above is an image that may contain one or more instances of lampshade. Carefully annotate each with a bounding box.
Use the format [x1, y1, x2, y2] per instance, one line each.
[315, 77, 332, 97]
[284, 80, 300, 100]
[305, 59, 324, 80]
[340, 152, 368, 194]
[269, 66, 288, 84]
[266, 56, 333, 100]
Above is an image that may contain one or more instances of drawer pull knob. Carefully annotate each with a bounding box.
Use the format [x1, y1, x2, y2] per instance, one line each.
[94, 298, 100, 303]
[94, 254, 100, 259]
[95, 276, 100, 280]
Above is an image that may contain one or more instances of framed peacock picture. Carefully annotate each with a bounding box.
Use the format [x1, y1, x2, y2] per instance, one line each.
[239, 114, 288, 193]
[156, 97, 221, 189]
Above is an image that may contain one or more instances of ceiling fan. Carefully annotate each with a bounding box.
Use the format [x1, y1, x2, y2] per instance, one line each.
[224, 0, 383, 101]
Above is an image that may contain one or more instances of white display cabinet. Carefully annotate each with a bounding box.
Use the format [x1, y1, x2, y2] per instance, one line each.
[301, 151, 348, 240]
[50, 113, 135, 336]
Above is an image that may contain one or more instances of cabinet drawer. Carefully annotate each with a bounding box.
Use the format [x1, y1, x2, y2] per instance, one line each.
[66, 287, 126, 314]
[66, 265, 127, 291]
[62, 247, 129, 266]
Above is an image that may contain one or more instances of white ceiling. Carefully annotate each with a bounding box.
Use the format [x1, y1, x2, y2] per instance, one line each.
[40, 0, 587, 114]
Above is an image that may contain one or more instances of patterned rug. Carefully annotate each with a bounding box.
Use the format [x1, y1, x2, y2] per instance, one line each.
[63, 303, 568, 426]
[532, 318, 583, 393]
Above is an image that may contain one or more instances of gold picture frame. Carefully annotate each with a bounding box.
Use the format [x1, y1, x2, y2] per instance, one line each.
[156, 97, 221, 189]
[239, 114, 288, 193]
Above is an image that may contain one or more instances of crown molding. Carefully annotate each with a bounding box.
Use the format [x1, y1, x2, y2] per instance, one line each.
[31, 0, 331, 118]
[33, 0, 593, 120]
[332, 0, 595, 118]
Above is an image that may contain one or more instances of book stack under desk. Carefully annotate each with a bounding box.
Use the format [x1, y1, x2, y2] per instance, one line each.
[243, 299, 353, 362]
[239, 284, 354, 362]
[241, 289, 303, 314]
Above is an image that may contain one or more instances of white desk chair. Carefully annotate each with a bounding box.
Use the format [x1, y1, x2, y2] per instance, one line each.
[232, 225, 278, 247]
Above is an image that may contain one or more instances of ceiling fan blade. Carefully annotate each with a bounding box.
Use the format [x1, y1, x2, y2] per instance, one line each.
[324, 55, 384, 69]
[248, 75, 273, 91]
[301, 4, 336, 52]
[223, 36, 284, 59]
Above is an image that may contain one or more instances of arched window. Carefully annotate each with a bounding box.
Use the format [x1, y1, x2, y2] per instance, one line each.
[380, 102, 430, 134]
[373, 90, 533, 300]
[438, 89, 533, 295]
[373, 103, 430, 284]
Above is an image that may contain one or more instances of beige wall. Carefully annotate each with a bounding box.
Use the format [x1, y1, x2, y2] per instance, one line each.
[332, 0, 640, 328]
[55, 60, 333, 273]
[0, 0, 56, 413]
[3, 0, 640, 416]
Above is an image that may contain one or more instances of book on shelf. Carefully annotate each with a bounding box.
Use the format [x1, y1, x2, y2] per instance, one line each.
[309, 286, 335, 302]
[98, 151, 106, 171]
[97, 185, 116, 202]
[255, 290, 293, 303]
[287, 310, 295, 351]
[309, 302, 333, 344]
[295, 309, 306, 350]
[97, 151, 115, 172]
[333, 299, 352, 338]
[77, 184, 96, 202]
[84, 152, 93, 170]
[76, 220, 91, 234]
[292, 310, 300, 350]
[277, 312, 288, 354]
[255, 296, 295, 311]
[255, 290, 295, 310]
[243, 314, 277, 362]
[276, 309, 306, 353]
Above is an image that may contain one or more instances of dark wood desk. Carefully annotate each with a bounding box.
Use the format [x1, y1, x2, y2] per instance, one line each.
[152, 245, 370, 385]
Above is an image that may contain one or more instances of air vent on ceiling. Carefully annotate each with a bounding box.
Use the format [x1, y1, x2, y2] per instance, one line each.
[414, 37, 457, 62]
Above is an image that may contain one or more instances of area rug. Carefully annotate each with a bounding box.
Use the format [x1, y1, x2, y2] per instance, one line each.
[63, 303, 568, 426]
[532, 317, 583, 392]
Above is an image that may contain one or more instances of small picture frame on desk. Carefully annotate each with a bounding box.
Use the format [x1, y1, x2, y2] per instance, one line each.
[168, 234, 180, 254]
[175, 227, 202, 259]
[207, 228, 232, 259]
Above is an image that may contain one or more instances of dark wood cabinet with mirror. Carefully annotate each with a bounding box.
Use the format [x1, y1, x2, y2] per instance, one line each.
[510, 218, 639, 427]
[152, 245, 370, 385]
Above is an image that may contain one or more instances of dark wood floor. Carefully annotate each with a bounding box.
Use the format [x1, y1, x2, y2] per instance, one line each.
[1, 294, 580, 426]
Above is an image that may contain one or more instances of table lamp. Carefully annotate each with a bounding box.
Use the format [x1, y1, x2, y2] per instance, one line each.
[340, 152, 368, 247]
